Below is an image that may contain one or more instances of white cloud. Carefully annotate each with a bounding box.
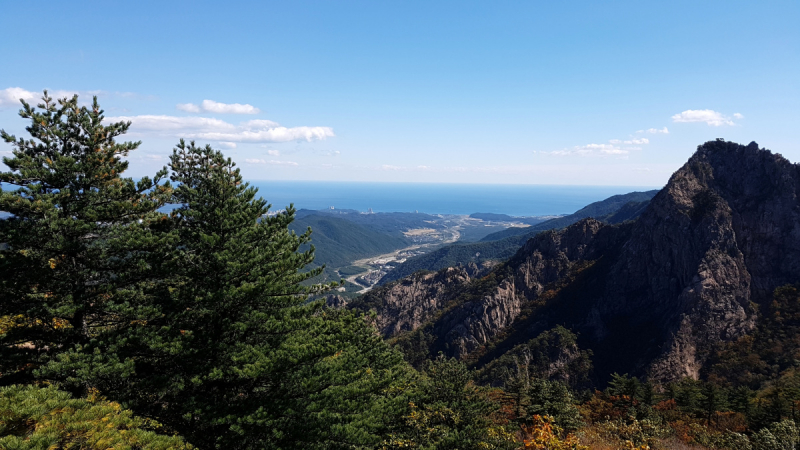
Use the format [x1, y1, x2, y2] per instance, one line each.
[671, 109, 735, 126]
[176, 99, 260, 114]
[201, 99, 259, 114]
[381, 164, 405, 171]
[106, 114, 334, 143]
[176, 103, 201, 113]
[733, 113, 744, 119]
[545, 143, 630, 157]
[218, 142, 237, 149]
[0, 87, 37, 107]
[0, 87, 119, 111]
[637, 127, 669, 134]
[609, 138, 649, 145]
[245, 159, 299, 166]
[0, 87, 129, 108]
[266, 149, 280, 156]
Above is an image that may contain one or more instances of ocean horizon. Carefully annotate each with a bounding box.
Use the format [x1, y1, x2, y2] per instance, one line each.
[248, 181, 661, 217]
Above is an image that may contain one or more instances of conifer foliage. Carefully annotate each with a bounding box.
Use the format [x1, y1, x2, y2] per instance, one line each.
[0, 92, 170, 383]
[0, 101, 410, 450]
[74, 140, 409, 449]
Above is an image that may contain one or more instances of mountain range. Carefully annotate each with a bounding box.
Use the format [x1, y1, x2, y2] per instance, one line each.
[377, 189, 658, 285]
[349, 140, 800, 385]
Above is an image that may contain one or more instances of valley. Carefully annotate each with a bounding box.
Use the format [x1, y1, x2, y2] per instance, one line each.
[295, 210, 546, 292]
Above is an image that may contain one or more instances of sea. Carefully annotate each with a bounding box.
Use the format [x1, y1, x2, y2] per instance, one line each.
[249, 181, 660, 217]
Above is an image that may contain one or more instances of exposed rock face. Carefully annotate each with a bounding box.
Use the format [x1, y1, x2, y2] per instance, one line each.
[350, 266, 473, 337]
[431, 219, 622, 359]
[352, 141, 800, 383]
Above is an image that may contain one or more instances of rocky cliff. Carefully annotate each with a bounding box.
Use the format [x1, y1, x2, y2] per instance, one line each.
[352, 141, 800, 384]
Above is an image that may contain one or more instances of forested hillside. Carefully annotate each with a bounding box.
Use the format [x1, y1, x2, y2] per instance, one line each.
[290, 214, 409, 270]
[296, 208, 444, 238]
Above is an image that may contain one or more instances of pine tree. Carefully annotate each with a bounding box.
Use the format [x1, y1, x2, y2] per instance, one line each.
[700, 382, 727, 426]
[0, 92, 170, 384]
[49, 141, 410, 449]
[386, 355, 516, 450]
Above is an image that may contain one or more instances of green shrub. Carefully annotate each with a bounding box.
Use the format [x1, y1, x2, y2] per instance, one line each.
[0, 384, 190, 449]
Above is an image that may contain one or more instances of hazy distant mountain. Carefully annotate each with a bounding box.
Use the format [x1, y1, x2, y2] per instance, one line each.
[295, 209, 444, 238]
[290, 214, 409, 273]
[468, 212, 551, 225]
[377, 189, 658, 285]
[477, 190, 658, 242]
[353, 140, 800, 384]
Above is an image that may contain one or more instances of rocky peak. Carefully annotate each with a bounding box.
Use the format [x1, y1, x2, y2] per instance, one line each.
[352, 141, 800, 384]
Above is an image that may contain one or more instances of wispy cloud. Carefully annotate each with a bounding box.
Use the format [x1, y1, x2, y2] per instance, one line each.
[381, 164, 405, 171]
[245, 159, 299, 166]
[218, 142, 237, 149]
[176, 103, 201, 113]
[671, 109, 737, 126]
[266, 149, 280, 156]
[176, 99, 260, 114]
[609, 138, 649, 145]
[637, 127, 669, 134]
[106, 115, 334, 143]
[733, 113, 744, 119]
[1, 87, 147, 108]
[543, 143, 629, 157]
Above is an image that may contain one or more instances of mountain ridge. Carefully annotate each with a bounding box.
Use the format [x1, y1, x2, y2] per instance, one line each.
[377, 189, 659, 285]
[350, 140, 800, 385]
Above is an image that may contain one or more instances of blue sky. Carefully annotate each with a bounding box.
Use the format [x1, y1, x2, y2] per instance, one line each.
[1, 1, 798, 185]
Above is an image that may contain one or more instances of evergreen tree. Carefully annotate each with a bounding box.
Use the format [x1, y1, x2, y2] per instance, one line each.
[607, 373, 641, 407]
[700, 382, 727, 426]
[386, 355, 516, 450]
[522, 378, 583, 433]
[0, 92, 170, 384]
[48, 141, 410, 449]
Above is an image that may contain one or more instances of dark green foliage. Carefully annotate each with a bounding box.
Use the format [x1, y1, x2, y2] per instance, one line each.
[338, 265, 369, 276]
[385, 355, 516, 450]
[40, 141, 411, 449]
[0, 92, 170, 384]
[608, 373, 642, 405]
[524, 379, 583, 432]
[0, 95, 417, 450]
[477, 326, 593, 389]
[505, 373, 582, 433]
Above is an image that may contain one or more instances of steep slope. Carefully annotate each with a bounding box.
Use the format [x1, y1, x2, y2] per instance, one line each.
[355, 141, 800, 384]
[378, 190, 658, 285]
